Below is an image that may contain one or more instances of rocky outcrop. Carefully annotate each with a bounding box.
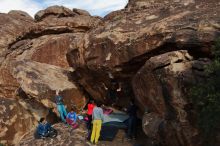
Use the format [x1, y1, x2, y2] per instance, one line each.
[66, 0, 220, 146]
[12, 60, 86, 111]
[35, 6, 91, 22]
[35, 5, 75, 21]
[0, 13, 36, 145]
[135, 51, 210, 146]
[0, 0, 220, 145]
[0, 98, 36, 144]
[68, 0, 219, 100]
[72, 8, 91, 16]
[0, 6, 101, 145]
[20, 123, 89, 146]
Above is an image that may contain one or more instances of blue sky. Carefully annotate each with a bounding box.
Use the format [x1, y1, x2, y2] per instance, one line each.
[0, 0, 128, 17]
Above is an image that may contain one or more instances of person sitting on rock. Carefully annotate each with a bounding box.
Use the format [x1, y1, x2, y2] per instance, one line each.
[36, 117, 57, 138]
[90, 102, 104, 144]
[55, 90, 67, 123]
[66, 108, 79, 129]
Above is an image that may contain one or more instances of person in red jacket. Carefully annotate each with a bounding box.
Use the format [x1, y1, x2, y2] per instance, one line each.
[86, 100, 95, 139]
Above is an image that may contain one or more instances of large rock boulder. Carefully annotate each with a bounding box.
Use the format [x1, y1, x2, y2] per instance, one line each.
[0, 98, 36, 144]
[0, 0, 220, 145]
[66, 0, 220, 146]
[0, 6, 101, 145]
[68, 0, 219, 102]
[72, 8, 91, 16]
[35, 5, 75, 21]
[134, 50, 210, 146]
[8, 10, 33, 20]
[35, 6, 102, 33]
[1, 9, 40, 146]
[12, 60, 86, 111]
[0, 12, 35, 62]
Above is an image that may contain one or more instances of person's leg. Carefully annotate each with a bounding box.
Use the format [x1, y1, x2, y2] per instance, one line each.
[94, 120, 102, 144]
[66, 118, 73, 125]
[57, 105, 65, 122]
[132, 117, 137, 139]
[61, 105, 67, 118]
[87, 115, 92, 139]
[127, 117, 132, 138]
[88, 115, 92, 129]
[86, 117, 90, 130]
[90, 120, 97, 143]
[87, 115, 92, 130]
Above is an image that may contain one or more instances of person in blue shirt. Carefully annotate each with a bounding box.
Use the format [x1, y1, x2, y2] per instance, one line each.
[66, 108, 78, 129]
[67, 108, 77, 123]
[37, 118, 52, 137]
[55, 90, 67, 123]
[36, 117, 57, 139]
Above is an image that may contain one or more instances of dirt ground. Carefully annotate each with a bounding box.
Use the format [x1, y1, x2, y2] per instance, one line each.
[19, 120, 151, 146]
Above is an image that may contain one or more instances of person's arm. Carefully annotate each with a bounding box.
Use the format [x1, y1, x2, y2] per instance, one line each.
[122, 107, 127, 112]
[116, 82, 122, 92]
[100, 109, 104, 122]
[92, 109, 94, 121]
[87, 104, 91, 114]
[73, 112, 77, 123]
[102, 83, 108, 90]
[66, 113, 70, 119]
[38, 124, 47, 135]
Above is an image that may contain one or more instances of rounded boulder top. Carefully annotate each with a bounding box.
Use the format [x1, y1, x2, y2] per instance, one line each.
[34, 5, 75, 21]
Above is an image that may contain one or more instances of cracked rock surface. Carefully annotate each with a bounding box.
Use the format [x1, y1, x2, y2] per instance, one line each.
[0, 0, 220, 145]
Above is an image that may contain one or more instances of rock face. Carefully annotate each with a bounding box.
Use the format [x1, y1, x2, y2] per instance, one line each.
[20, 123, 89, 146]
[66, 0, 220, 146]
[135, 51, 210, 146]
[12, 60, 86, 112]
[0, 6, 100, 145]
[68, 0, 219, 101]
[0, 98, 36, 144]
[0, 0, 220, 145]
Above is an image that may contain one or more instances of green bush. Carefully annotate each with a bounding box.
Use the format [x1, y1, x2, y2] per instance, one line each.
[190, 38, 220, 146]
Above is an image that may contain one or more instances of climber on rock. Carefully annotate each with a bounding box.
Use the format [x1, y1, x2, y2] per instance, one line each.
[36, 117, 57, 139]
[103, 79, 121, 106]
[90, 102, 104, 144]
[55, 90, 67, 123]
[66, 108, 78, 129]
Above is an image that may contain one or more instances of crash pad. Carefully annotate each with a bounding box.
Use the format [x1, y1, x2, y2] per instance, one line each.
[102, 121, 127, 129]
[103, 112, 129, 123]
[100, 125, 119, 141]
[100, 111, 129, 141]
